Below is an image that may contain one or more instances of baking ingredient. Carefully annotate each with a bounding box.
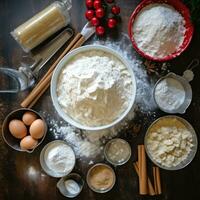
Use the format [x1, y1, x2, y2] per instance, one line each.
[91, 17, 100, 26]
[133, 3, 186, 58]
[138, 145, 148, 195]
[64, 179, 80, 195]
[153, 166, 162, 195]
[154, 77, 185, 111]
[85, 0, 121, 35]
[29, 119, 45, 139]
[9, 119, 27, 139]
[44, 143, 75, 174]
[20, 135, 38, 150]
[11, 1, 71, 52]
[94, 0, 102, 9]
[111, 5, 120, 15]
[43, 32, 159, 162]
[146, 117, 194, 167]
[22, 111, 37, 126]
[87, 164, 115, 191]
[86, 0, 93, 8]
[57, 50, 133, 127]
[105, 139, 131, 164]
[133, 162, 156, 196]
[96, 26, 105, 35]
[107, 18, 117, 29]
[44, 33, 158, 160]
[85, 10, 94, 20]
[96, 8, 105, 18]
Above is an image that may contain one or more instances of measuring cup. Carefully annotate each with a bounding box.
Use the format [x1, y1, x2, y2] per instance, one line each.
[153, 72, 192, 114]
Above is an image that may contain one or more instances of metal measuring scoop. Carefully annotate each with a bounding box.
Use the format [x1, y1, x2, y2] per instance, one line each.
[0, 28, 73, 93]
[153, 59, 199, 114]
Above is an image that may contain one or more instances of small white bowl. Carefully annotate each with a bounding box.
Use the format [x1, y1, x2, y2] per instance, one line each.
[51, 45, 137, 131]
[40, 140, 76, 177]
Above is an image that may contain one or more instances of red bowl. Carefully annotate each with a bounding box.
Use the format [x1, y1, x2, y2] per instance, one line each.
[128, 0, 194, 62]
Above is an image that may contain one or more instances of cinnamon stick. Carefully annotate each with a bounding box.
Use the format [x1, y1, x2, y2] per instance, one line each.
[133, 162, 155, 196]
[20, 33, 82, 108]
[153, 166, 162, 195]
[156, 167, 162, 194]
[153, 166, 158, 194]
[138, 145, 148, 195]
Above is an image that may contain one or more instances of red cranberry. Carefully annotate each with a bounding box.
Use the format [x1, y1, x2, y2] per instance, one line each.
[91, 17, 100, 26]
[93, 0, 102, 9]
[111, 5, 120, 15]
[96, 26, 105, 35]
[95, 8, 105, 18]
[85, 10, 95, 20]
[107, 18, 117, 28]
[86, 0, 93, 9]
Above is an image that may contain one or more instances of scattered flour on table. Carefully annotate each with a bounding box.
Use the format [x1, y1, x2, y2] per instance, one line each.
[42, 33, 162, 161]
[44, 113, 126, 160]
[133, 3, 186, 58]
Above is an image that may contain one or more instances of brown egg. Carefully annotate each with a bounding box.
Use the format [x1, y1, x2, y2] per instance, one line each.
[29, 119, 45, 139]
[9, 119, 27, 139]
[22, 111, 37, 126]
[20, 136, 38, 150]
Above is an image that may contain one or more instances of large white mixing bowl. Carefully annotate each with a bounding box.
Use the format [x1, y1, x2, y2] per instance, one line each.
[51, 45, 137, 131]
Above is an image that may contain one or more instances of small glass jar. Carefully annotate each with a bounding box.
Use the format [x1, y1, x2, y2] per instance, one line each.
[11, 0, 71, 52]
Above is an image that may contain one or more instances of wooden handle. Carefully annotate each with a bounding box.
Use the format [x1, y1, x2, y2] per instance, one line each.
[20, 33, 82, 108]
[70, 36, 85, 51]
[28, 81, 50, 109]
[39, 33, 82, 83]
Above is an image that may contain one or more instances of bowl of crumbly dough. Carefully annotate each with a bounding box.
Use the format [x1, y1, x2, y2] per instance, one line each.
[144, 116, 198, 170]
[51, 45, 136, 131]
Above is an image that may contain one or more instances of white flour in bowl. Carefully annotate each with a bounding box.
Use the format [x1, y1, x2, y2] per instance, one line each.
[132, 3, 186, 58]
[57, 50, 133, 127]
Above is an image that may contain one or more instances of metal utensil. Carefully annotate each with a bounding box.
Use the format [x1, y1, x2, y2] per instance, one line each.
[57, 173, 84, 198]
[0, 28, 73, 93]
[153, 72, 192, 114]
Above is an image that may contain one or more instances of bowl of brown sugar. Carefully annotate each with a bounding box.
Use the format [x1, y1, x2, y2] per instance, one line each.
[86, 163, 116, 193]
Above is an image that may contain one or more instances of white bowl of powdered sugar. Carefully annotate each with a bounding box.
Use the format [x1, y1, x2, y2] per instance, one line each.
[51, 45, 136, 130]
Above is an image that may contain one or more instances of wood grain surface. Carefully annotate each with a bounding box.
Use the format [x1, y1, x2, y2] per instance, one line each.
[0, 0, 200, 200]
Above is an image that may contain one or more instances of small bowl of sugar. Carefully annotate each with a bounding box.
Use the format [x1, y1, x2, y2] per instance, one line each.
[40, 140, 76, 178]
[153, 72, 192, 114]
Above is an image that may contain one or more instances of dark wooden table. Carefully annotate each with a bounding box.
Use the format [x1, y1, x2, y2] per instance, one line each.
[0, 0, 200, 200]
